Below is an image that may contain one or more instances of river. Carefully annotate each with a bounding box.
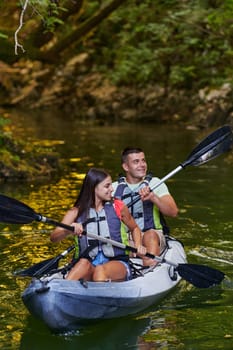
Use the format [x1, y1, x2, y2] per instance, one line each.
[0, 111, 233, 349]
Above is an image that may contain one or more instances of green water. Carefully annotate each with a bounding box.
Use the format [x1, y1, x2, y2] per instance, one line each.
[0, 113, 233, 349]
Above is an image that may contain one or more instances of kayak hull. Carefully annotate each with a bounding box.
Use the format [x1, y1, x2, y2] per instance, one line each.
[22, 238, 186, 331]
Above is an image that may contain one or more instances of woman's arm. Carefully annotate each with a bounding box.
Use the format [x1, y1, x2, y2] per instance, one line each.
[50, 207, 82, 243]
[120, 205, 146, 254]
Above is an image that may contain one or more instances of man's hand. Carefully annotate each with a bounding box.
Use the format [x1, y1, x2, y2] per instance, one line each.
[139, 186, 153, 201]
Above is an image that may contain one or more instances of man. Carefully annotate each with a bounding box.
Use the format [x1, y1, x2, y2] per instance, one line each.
[112, 147, 178, 266]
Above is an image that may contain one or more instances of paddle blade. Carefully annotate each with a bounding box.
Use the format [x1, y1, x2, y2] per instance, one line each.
[0, 194, 41, 224]
[0, 209, 35, 224]
[14, 257, 59, 277]
[14, 245, 76, 278]
[177, 263, 225, 288]
[182, 125, 233, 167]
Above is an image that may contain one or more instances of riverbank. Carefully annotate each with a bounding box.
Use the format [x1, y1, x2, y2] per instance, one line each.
[0, 122, 60, 181]
[1, 55, 233, 180]
[1, 56, 233, 128]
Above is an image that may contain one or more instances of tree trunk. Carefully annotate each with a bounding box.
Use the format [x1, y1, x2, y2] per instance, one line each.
[30, 0, 84, 48]
[39, 0, 128, 62]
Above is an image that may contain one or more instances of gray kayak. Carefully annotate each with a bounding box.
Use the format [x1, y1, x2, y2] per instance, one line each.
[22, 238, 186, 331]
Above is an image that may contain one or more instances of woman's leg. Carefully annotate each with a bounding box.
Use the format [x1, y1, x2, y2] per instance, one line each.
[66, 258, 95, 280]
[93, 261, 127, 282]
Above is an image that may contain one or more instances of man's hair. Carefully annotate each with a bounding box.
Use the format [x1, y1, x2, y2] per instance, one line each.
[121, 147, 143, 164]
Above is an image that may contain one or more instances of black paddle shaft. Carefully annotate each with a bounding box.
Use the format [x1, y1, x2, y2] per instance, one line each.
[14, 245, 76, 278]
[0, 194, 225, 288]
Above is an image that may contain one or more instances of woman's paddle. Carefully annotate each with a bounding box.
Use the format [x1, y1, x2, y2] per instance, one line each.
[128, 125, 233, 208]
[82, 231, 225, 289]
[14, 245, 75, 278]
[0, 194, 225, 288]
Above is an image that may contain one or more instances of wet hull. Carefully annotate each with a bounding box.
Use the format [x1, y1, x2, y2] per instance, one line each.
[22, 238, 186, 331]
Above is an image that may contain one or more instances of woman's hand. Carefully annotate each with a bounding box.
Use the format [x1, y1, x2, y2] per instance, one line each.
[70, 222, 83, 236]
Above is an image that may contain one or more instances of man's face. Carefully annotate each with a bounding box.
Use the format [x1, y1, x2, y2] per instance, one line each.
[122, 152, 147, 180]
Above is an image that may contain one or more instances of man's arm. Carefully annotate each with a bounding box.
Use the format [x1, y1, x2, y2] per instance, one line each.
[139, 187, 178, 217]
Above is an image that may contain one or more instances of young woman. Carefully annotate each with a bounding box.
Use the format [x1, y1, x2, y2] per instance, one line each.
[51, 168, 146, 282]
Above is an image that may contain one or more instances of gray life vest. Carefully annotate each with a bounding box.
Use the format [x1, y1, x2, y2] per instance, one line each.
[77, 201, 129, 259]
[114, 174, 169, 234]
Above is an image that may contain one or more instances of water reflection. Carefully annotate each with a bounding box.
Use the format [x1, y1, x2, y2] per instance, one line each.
[1, 118, 233, 349]
[190, 246, 233, 266]
[20, 316, 151, 350]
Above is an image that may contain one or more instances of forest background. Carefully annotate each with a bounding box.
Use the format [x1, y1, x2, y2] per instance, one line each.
[1, 0, 233, 179]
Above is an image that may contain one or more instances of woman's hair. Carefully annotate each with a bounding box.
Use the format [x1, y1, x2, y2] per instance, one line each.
[74, 167, 110, 219]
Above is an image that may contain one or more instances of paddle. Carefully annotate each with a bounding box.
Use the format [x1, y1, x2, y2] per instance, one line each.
[128, 125, 233, 208]
[14, 245, 75, 278]
[0, 194, 224, 288]
[0, 194, 74, 229]
[79, 231, 225, 288]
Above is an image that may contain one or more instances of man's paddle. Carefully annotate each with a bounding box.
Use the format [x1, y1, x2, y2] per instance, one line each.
[128, 125, 233, 208]
[0, 194, 225, 288]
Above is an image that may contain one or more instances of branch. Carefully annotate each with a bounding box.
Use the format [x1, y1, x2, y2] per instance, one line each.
[40, 0, 128, 62]
[30, 0, 84, 49]
[14, 0, 30, 55]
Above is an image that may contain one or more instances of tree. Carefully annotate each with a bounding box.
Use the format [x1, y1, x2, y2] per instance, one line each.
[13, 0, 128, 61]
[2, 0, 233, 91]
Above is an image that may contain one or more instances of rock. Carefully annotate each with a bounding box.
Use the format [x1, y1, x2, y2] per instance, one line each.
[1, 57, 233, 128]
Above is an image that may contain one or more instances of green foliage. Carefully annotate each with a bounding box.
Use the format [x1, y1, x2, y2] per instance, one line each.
[82, 0, 101, 17]
[0, 32, 8, 39]
[27, 0, 66, 32]
[91, 0, 233, 90]
[0, 114, 59, 180]
[0, 115, 11, 130]
[2, 0, 233, 92]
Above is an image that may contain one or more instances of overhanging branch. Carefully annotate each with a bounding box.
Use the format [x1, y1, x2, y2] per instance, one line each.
[14, 0, 29, 54]
[39, 0, 128, 62]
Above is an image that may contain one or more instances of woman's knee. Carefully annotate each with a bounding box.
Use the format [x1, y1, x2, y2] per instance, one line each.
[93, 265, 106, 282]
[78, 258, 92, 267]
[67, 258, 92, 280]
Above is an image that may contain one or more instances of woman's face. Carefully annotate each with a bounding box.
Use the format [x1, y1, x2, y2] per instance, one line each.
[95, 175, 113, 201]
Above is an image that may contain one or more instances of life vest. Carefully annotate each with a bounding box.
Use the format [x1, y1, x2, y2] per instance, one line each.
[77, 200, 129, 259]
[114, 174, 169, 234]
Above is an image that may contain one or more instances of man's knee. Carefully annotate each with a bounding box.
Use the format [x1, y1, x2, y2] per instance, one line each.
[143, 229, 160, 243]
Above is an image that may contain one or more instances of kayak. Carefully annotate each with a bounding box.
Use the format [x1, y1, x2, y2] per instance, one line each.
[0, 125, 230, 331]
[22, 237, 187, 331]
